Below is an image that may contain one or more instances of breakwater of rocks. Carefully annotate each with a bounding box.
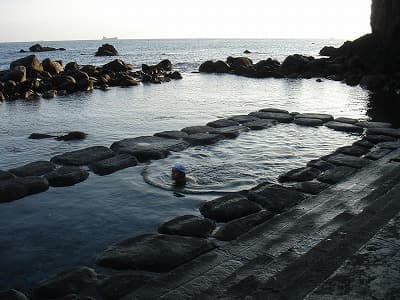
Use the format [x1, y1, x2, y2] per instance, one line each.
[1, 107, 400, 299]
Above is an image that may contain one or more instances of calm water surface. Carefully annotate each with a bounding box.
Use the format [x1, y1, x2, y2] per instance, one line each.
[0, 39, 376, 291]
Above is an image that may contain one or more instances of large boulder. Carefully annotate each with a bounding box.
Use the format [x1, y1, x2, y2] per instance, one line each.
[0, 176, 49, 202]
[8, 160, 56, 177]
[95, 44, 118, 56]
[317, 166, 357, 184]
[199, 194, 262, 222]
[102, 59, 132, 72]
[214, 60, 231, 73]
[33, 267, 97, 299]
[156, 59, 173, 71]
[0, 170, 15, 181]
[281, 54, 313, 74]
[249, 111, 293, 123]
[323, 153, 370, 169]
[199, 61, 216, 73]
[207, 118, 239, 128]
[154, 130, 189, 140]
[0, 289, 28, 300]
[45, 166, 89, 187]
[158, 215, 216, 238]
[52, 75, 77, 93]
[324, 121, 364, 133]
[183, 133, 223, 146]
[89, 154, 138, 176]
[110, 136, 189, 162]
[10, 55, 43, 75]
[50, 146, 115, 166]
[2, 66, 26, 83]
[181, 125, 214, 134]
[278, 167, 322, 183]
[42, 58, 64, 75]
[226, 56, 253, 70]
[96, 233, 216, 272]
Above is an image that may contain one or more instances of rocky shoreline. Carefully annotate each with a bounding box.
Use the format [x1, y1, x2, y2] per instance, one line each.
[1, 106, 400, 299]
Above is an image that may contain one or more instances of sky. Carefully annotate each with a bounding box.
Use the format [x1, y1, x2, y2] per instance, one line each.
[0, 0, 371, 42]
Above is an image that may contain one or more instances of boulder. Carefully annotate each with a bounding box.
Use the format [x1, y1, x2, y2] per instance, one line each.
[355, 121, 392, 128]
[119, 76, 140, 87]
[366, 127, 400, 138]
[70, 70, 89, 82]
[199, 61, 216, 73]
[89, 154, 138, 176]
[199, 194, 261, 222]
[292, 182, 330, 195]
[0, 176, 49, 202]
[334, 117, 358, 124]
[226, 56, 253, 69]
[365, 148, 392, 160]
[317, 166, 357, 184]
[324, 121, 364, 133]
[278, 167, 322, 183]
[3, 66, 26, 82]
[56, 131, 87, 141]
[365, 134, 396, 143]
[10, 55, 43, 75]
[103, 59, 132, 72]
[53, 75, 77, 93]
[29, 133, 56, 139]
[168, 71, 183, 80]
[324, 153, 370, 169]
[243, 119, 277, 130]
[294, 118, 324, 127]
[34, 267, 97, 299]
[22, 89, 40, 100]
[181, 125, 214, 134]
[42, 58, 64, 75]
[45, 166, 89, 187]
[247, 183, 306, 213]
[184, 133, 223, 146]
[154, 131, 189, 140]
[319, 46, 339, 57]
[294, 113, 334, 122]
[80, 65, 98, 76]
[210, 126, 246, 139]
[97, 272, 158, 300]
[29, 44, 64, 52]
[336, 145, 370, 157]
[9, 160, 56, 177]
[214, 210, 274, 241]
[259, 108, 289, 114]
[42, 90, 57, 99]
[214, 60, 231, 73]
[95, 44, 118, 56]
[156, 59, 173, 71]
[376, 141, 400, 149]
[249, 111, 293, 123]
[353, 139, 375, 149]
[207, 118, 238, 128]
[51, 146, 115, 166]
[65, 62, 80, 72]
[281, 54, 313, 74]
[96, 233, 215, 272]
[0, 170, 15, 181]
[158, 215, 216, 238]
[228, 115, 260, 124]
[110, 136, 189, 162]
[0, 289, 28, 300]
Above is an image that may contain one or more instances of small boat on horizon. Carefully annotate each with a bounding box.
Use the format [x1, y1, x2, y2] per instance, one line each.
[102, 36, 118, 41]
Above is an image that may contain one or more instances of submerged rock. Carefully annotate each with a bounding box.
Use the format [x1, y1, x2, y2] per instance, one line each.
[228, 115, 260, 124]
[89, 154, 138, 176]
[33, 267, 97, 299]
[154, 131, 189, 140]
[0, 289, 28, 300]
[8, 161, 56, 177]
[324, 121, 364, 133]
[56, 131, 87, 141]
[317, 166, 357, 184]
[295, 113, 334, 123]
[293, 181, 330, 195]
[29, 43, 65, 52]
[111, 136, 189, 162]
[210, 126, 246, 139]
[334, 117, 358, 124]
[0, 176, 49, 202]
[96, 233, 215, 272]
[184, 133, 223, 146]
[294, 118, 324, 127]
[249, 111, 293, 123]
[51, 146, 115, 166]
[29, 133, 56, 139]
[214, 210, 274, 241]
[200, 194, 261, 222]
[243, 119, 277, 130]
[158, 215, 216, 238]
[247, 182, 306, 213]
[45, 166, 89, 187]
[181, 126, 214, 134]
[278, 167, 321, 183]
[207, 118, 239, 128]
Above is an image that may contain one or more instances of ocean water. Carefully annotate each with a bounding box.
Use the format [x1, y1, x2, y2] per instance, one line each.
[0, 39, 380, 291]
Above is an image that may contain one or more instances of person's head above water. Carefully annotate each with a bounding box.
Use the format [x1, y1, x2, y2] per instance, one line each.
[171, 162, 186, 184]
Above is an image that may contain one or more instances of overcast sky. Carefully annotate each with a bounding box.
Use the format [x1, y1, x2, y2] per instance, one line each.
[0, 0, 371, 42]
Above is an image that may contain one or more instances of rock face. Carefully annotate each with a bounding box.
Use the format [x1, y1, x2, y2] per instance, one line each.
[95, 44, 118, 56]
[96, 234, 215, 272]
[371, 0, 400, 47]
[158, 215, 216, 238]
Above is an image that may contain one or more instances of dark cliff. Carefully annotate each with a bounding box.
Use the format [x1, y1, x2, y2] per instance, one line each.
[371, 0, 400, 46]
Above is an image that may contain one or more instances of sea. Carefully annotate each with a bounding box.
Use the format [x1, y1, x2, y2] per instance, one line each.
[0, 39, 393, 292]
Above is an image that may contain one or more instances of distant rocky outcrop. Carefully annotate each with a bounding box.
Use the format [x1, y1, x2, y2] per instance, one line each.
[19, 43, 66, 53]
[95, 43, 119, 56]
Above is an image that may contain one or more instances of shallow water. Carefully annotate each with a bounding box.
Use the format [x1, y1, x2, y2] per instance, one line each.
[0, 39, 379, 291]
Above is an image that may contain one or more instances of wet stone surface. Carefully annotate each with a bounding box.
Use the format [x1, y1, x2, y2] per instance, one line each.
[206, 118, 239, 128]
[324, 154, 370, 169]
[154, 131, 189, 140]
[214, 210, 274, 241]
[96, 234, 216, 272]
[0, 289, 28, 300]
[307, 159, 335, 171]
[249, 111, 293, 123]
[292, 181, 330, 195]
[293, 118, 324, 127]
[324, 121, 364, 133]
[8, 160, 56, 177]
[367, 127, 400, 138]
[278, 167, 322, 183]
[158, 215, 216, 238]
[228, 115, 260, 124]
[0, 170, 15, 181]
[376, 141, 400, 150]
[353, 139, 375, 149]
[317, 166, 357, 184]
[242, 119, 277, 130]
[295, 113, 334, 122]
[45, 167, 89, 187]
[365, 148, 393, 160]
[365, 134, 396, 143]
[210, 126, 247, 139]
[0, 176, 49, 202]
[181, 126, 214, 135]
[335, 145, 370, 157]
[200, 194, 262, 223]
[259, 108, 289, 114]
[355, 121, 392, 128]
[51, 146, 115, 166]
[334, 117, 358, 124]
[184, 133, 223, 146]
[89, 154, 138, 176]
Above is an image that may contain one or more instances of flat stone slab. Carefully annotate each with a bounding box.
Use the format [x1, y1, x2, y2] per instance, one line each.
[294, 118, 324, 127]
[0, 290, 28, 300]
[184, 133, 223, 146]
[353, 139, 375, 149]
[292, 181, 330, 195]
[96, 234, 216, 272]
[0, 177, 49, 202]
[51, 146, 115, 166]
[0, 170, 15, 181]
[365, 148, 393, 160]
[89, 154, 138, 176]
[259, 108, 289, 114]
[8, 161, 56, 177]
[307, 159, 335, 171]
[210, 126, 246, 139]
[365, 134, 396, 143]
[336, 145, 370, 157]
[154, 131, 189, 140]
[200, 194, 262, 223]
[214, 210, 274, 241]
[181, 126, 214, 134]
[278, 167, 321, 183]
[334, 117, 358, 124]
[295, 113, 334, 122]
[110, 136, 189, 162]
[206, 118, 239, 128]
[229, 115, 260, 124]
[33, 267, 97, 299]
[247, 182, 306, 213]
[324, 154, 370, 169]
[317, 166, 357, 184]
[355, 121, 392, 128]
[376, 141, 400, 149]
[249, 111, 293, 123]
[324, 121, 364, 133]
[158, 215, 216, 238]
[45, 167, 89, 187]
[367, 127, 400, 138]
[243, 119, 277, 130]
